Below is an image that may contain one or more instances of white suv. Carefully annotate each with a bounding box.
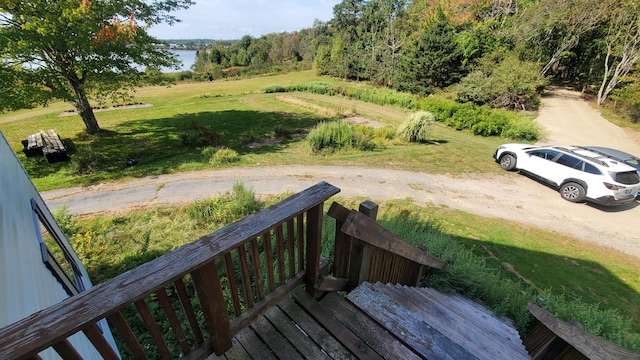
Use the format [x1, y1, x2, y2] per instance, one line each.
[494, 144, 640, 206]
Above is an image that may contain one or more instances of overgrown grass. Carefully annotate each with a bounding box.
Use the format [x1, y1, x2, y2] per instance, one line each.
[264, 80, 541, 141]
[54, 191, 640, 353]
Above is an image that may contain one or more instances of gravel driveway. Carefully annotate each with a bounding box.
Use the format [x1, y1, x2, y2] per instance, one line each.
[42, 89, 640, 259]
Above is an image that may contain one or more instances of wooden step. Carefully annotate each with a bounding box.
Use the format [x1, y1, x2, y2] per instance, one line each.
[347, 282, 529, 360]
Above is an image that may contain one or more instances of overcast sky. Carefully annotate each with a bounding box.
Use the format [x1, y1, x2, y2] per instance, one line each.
[148, 0, 341, 40]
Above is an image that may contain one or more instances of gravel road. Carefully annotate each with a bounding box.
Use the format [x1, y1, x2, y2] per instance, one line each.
[42, 89, 640, 259]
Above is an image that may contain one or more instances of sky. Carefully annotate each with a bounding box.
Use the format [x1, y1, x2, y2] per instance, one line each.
[148, 0, 342, 40]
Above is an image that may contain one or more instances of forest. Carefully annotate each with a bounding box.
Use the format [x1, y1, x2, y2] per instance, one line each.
[188, 0, 639, 120]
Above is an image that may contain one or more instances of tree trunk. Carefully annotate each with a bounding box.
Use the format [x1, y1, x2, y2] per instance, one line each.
[68, 77, 101, 134]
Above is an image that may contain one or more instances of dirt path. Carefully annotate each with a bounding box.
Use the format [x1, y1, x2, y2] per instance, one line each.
[42, 89, 640, 259]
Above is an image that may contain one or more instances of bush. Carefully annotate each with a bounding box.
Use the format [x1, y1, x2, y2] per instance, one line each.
[455, 54, 547, 110]
[307, 121, 355, 153]
[397, 111, 435, 143]
[203, 147, 240, 164]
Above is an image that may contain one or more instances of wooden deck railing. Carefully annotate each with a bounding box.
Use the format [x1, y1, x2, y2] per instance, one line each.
[0, 182, 340, 360]
[323, 201, 447, 292]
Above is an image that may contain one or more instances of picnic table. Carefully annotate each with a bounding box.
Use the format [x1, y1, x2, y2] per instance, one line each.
[21, 129, 70, 163]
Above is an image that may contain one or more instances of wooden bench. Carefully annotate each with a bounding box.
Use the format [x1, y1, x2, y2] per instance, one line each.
[21, 129, 69, 163]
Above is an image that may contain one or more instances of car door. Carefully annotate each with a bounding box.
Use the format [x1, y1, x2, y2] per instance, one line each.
[547, 153, 584, 186]
[521, 148, 561, 183]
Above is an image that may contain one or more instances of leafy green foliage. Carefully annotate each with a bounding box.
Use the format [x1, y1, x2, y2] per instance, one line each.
[418, 97, 541, 140]
[456, 54, 547, 110]
[0, 0, 192, 133]
[397, 111, 435, 142]
[396, 14, 466, 95]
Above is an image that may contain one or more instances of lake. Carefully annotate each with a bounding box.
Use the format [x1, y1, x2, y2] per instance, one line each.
[163, 49, 198, 72]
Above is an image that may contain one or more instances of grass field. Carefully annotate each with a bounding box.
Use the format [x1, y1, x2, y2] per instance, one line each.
[0, 71, 506, 190]
[2, 70, 638, 349]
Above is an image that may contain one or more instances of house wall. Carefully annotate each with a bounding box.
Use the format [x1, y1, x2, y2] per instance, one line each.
[0, 131, 119, 359]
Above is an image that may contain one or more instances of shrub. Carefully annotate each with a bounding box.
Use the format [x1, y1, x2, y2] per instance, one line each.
[203, 147, 240, 164]
[307, 121, 355, 153]
[397, 111, 435, 143]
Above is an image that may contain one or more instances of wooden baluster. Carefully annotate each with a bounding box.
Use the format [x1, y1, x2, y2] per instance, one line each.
[305, 203, 324, 296]
[107, 311, 148, 359]
[223, 252, 243, 317]
[263, 231, 276, 293]
[237, 244, 255, 308]
[82, 323, 121, 360]
[51, 339, 83, 360]
[191, 261, 232, 356]
[134, 298, 173, 359]
[250, 237, 265, 300]
[156, 287, 191, 354]
[297, 213, 305, 272]
[275, 224, 286, 285]
[174, 278, 204, 344]
[287, 218, 296, 277]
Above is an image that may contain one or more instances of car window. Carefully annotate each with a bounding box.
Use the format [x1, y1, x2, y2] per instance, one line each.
[583, 163, 601, 174]
[625, 159, 640, 166]
[555, 154, 583, 169]
[612, 171, 640, 185]
[528, 149, 559, 160]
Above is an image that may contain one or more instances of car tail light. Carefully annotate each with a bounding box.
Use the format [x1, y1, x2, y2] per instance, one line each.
[603, 182, 625, 190]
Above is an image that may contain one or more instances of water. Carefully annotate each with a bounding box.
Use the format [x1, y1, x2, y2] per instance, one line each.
[162, 49, 197, 72]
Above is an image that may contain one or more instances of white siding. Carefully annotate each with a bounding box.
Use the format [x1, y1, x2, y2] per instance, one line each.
[0, 132, 119, 359]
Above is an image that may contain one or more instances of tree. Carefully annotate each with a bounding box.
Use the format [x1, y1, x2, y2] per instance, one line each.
[0, 0, 193, 134]
[597, 2, 640, 106]
[511, 0, 609, 76]
[396, 11, 465, 94]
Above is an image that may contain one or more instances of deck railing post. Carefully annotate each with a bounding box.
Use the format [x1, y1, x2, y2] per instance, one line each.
[305, 203, 324, 296]
[191, 261, 232, 356]
[347, 201, 379, 290]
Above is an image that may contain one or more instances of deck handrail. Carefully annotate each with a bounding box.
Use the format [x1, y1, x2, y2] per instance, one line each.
[326, 201, 446, 291]
[0, 181, 340, 359]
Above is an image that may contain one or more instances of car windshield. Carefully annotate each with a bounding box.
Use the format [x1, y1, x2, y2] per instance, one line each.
[611, 171, 640, 185]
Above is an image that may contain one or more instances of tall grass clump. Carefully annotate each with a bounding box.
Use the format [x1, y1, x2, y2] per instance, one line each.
[186, 182, 261, 226]
[202, 146, 240, 164]
[307, 121, 374, 153]
[397, 111, 435, 143]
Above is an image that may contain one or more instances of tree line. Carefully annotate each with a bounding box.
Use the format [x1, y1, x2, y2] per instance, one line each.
[192, 0, 639, 117]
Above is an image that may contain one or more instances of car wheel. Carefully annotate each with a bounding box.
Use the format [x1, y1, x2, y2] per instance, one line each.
[499, 154, 517, 171]
[560, 182, 586, 203]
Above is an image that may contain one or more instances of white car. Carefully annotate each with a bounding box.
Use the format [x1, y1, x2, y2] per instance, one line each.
[493, 144, 640, 206]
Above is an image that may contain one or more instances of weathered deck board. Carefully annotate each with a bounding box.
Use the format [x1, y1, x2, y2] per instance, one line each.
[319, 292, 423, 360]
[278, 298, 356, 360]
[348, 282, 477, 360]
[347, 282, 530, 360]
[263, 306, 330, 360]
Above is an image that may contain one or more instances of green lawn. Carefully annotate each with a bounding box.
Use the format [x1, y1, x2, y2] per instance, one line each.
[0, 71, 506, 191]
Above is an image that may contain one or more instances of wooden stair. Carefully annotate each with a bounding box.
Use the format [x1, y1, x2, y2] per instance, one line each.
[212, 283, 531, 359]
[347, 282, 530, 360]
